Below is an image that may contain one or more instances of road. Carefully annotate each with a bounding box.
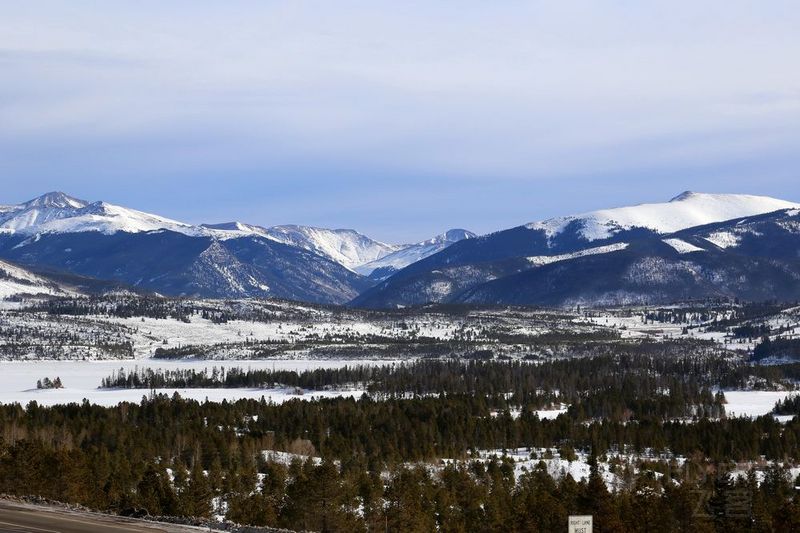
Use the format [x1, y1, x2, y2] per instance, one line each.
[0, 500, 202, 533]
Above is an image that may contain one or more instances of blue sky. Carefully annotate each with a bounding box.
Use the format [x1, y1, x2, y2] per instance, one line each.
[2, 1, 799, 243]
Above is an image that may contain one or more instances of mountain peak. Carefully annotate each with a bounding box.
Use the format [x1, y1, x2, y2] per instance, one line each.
[441, 228, 476, 243]
[425, 228, 476, 245]
[669, 191, 697, 202]
[22, 191, 88, 209]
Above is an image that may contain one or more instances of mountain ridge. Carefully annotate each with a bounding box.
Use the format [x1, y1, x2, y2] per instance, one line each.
[355, 228, 476, 278]
[5, 190, 800, 307]
[3, 192, 468, 272]
[352, 192, 800, 308]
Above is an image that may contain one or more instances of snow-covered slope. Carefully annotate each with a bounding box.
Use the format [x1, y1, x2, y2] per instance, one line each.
[355, 229, 476, 276]
[526, 242, 630, 266]
[258, 225, 402, 270]
[206, 222, 431, 271]
[0, 192, 88, 233]
[526, 192, 800, 243]
[0, 259, 77, 298]
[0, 192, 201, 236]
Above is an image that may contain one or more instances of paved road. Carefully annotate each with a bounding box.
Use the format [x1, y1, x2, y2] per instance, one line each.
[0, 500, 199, 533]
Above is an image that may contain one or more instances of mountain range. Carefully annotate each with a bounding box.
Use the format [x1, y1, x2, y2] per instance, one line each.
[352, 192, 800, 307]
[2, 190, 800, 307]
[0, 192, 473, 303]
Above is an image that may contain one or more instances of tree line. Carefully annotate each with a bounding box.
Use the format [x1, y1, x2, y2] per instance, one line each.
[2, 394, 800, 530]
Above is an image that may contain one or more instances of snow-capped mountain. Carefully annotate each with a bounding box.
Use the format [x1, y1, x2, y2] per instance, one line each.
[2, 193, 472, 277]
[353, 192, 800, 308]
[527, 191, 799, 243]
[355, 229, 476, 278]
[457, 208, 800, 307]
[0, 192, 201, 236]
[0, 192, 450, 303]
[0, 193, 375, 302]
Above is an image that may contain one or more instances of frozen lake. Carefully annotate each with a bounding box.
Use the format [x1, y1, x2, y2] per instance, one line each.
[2, 359, 797, 417]
[723, 390, 799, 418]
[0, 359, 391, 407]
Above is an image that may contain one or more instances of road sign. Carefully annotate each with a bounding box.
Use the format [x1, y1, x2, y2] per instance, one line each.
[568, 515, 592, 533]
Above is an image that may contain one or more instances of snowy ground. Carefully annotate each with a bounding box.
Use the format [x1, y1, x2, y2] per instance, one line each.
[577, 306, 800, 352]
[0, 359, 381, 406]
[8, 386, 365, 408]
[442, 448, 630, 489]
[490, 406, 569, 420]
[448, 447, 800, 490]
[0, 301, 599, 360]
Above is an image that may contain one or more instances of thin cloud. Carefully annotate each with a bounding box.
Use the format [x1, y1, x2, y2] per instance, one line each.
[1, 2, 799, 241]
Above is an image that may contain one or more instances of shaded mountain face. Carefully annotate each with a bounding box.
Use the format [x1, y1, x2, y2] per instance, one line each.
[353, 194, 800, 308]
[0, 193, 375, 303]
[1, 193, 471, 278]
[0, 258, 80, 299]
[456, 234, 800, 307]
[0, 230, 371, 304]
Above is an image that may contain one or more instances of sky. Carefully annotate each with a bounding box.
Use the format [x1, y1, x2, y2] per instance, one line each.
[1, 1, 799, 243]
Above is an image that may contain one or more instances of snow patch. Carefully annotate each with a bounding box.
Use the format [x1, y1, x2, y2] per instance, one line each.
[704, 231, 741, 249]
[662, 238, 706, 254]
[527, 242, 629, 266]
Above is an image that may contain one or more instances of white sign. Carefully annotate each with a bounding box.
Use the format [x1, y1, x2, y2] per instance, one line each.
[568, 515, 592, 533]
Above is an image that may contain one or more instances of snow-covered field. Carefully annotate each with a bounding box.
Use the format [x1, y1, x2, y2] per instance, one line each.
[100, 314, 471, 358]
[0, 301, 602, 360]
[576, 304, 800, 352]
[0, 359, 381, 407]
